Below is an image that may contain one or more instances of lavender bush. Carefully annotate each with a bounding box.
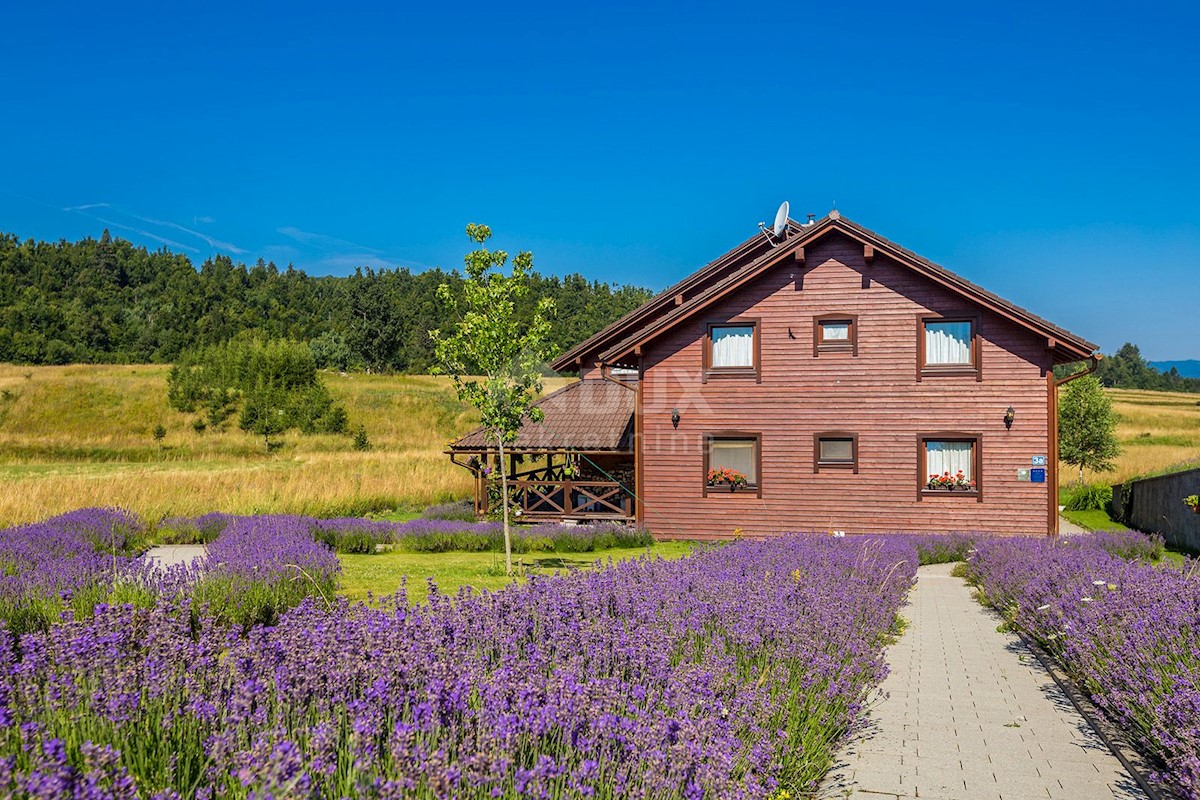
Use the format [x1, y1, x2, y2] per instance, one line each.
[190, 515, 341, 627]
[964, 532, 1199, 796]
[0, 509, 340, 634]
[0, 509, 153, 635]
[159, 512, 656, 555]
[0, 534, 916, 798]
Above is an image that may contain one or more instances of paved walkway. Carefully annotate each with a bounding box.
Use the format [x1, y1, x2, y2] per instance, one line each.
[822, 563, 1146, 800]
[143, 544, 206, 568]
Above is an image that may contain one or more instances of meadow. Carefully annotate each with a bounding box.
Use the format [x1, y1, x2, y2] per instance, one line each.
[0, 364, 571, 525]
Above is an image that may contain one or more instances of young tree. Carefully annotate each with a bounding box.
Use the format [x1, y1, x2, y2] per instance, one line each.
[430, 224, 554, 576]
[1058, 374, 1121, 484]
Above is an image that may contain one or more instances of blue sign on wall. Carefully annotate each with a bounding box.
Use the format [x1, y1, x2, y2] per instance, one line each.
[1030, 468, 1046, 483]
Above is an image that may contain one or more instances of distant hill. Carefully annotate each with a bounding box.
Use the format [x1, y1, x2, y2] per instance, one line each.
[1150, 360, 1200, 378]
[0, 230, 654, 372]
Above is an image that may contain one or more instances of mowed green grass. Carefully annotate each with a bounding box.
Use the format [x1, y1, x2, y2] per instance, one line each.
[338, 541, 700, 604]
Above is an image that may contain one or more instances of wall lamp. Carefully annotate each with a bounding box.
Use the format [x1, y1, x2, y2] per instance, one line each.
[671, 408, 681, 429]
[1004, 406, 1016, 429]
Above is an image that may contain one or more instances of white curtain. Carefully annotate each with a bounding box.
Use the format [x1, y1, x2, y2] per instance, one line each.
[926, 441, 973, 479]
[712, 326, 754, 367]
[711, 440, 757, 483]
[925, 321, 972, 365]
[821, 322, 850, 341]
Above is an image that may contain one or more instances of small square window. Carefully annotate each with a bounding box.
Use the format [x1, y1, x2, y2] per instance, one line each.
[814, 433, 858, 472]
[704, 434, 761, 495]
[814, 314, 858, 356]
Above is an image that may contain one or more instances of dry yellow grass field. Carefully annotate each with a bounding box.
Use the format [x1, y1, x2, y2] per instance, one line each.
[1099, 387, 1200, 485]
[1, 365, 1196, 523]
[0, 364, 570, 525]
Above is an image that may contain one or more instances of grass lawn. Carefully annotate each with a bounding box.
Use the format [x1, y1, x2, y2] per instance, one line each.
[1060, 508, 1131, 532]
[339, 541, 701, 604]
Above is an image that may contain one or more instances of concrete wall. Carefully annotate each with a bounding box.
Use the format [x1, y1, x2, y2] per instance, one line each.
[1111, 468, 1200, 552]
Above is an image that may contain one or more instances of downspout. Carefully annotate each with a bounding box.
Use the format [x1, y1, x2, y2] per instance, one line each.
[1054, 353, 1101, 387]
[598, 359, 640, 523]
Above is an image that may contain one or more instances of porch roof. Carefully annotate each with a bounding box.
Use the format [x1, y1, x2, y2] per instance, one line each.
[448, 379, 635, 453]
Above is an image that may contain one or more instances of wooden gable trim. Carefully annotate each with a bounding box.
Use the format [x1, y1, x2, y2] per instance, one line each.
[549, 219, 810, 372]
[598, 217, 1095, 366]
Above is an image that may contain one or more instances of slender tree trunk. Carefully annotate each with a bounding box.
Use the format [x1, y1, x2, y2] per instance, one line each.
[496, 434, 512, 576]
[1078, 466, 1084, 485]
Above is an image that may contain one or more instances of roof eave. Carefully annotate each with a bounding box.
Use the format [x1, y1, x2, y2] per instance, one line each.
[600, 216, 1098, 364]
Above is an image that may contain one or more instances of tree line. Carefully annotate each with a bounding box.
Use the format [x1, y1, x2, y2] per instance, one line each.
[0, 230, 653, 371]
[1056, 343, 1200, 394]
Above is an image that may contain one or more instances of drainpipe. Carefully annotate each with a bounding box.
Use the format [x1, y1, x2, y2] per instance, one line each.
[1055, 353, 1101, 387]
[598, 361, 637, 391]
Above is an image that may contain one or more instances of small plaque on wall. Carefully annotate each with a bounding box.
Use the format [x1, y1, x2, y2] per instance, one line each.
[1030, 468, 1046, 483]
[1017, 469, 1031, 482]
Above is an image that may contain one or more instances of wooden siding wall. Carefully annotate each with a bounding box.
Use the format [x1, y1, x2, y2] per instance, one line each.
[639, 232, 1054, 538]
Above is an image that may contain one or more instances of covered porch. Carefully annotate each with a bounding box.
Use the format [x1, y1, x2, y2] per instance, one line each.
[446, 379, 637, 523]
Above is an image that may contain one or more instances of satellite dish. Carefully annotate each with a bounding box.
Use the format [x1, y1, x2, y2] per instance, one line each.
[758, 200, 791, 247]
[772, 201, 789, 237]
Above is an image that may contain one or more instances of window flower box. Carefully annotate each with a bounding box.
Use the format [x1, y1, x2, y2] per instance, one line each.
[707, 466, 749, 492]
[926, 470, 976, 491]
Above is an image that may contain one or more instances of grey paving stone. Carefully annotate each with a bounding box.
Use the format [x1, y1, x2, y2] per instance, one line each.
[819, 564, 1147, 800]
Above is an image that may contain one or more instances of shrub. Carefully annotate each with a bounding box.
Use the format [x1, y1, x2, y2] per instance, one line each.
[1062, 482, 1113, 512]
[352, 425, 371, 451]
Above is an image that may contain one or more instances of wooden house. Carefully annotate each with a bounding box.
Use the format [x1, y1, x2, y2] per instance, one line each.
[447, 212, 1098, 537]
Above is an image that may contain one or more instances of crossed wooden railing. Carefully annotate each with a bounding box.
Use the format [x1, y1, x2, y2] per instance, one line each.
[508, 480, 633, 520]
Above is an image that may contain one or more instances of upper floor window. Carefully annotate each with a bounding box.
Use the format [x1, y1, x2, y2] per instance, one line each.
[814, 314, 858, 356]
[705, 319, 760, 381]
[919, 316, 980, 379]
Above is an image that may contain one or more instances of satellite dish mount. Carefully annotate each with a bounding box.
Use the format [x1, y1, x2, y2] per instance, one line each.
[758, 201, 790, 247]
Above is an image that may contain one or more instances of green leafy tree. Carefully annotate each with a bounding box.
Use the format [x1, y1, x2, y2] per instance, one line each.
[430, 224, 555, 576]
[1059, 375, 1121, 484]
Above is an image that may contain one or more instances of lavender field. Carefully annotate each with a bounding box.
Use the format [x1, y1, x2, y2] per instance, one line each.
[964, 532, 1200, 797]
[4, 509, 1197, 799]
[0, 515, 916, 799]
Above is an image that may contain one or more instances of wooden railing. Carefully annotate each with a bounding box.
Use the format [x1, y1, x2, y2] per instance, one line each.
[507, 480, 634, 521]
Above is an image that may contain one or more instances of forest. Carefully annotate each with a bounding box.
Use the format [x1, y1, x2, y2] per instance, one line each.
[0, 230, 653, 372]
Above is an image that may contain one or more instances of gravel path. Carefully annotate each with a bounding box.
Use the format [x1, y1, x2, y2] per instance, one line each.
[822, 563, 1146, 800]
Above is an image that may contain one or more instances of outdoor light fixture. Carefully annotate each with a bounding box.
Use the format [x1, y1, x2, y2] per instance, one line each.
[671, 408, 681, 428]
[1004, 406, 1016, 429]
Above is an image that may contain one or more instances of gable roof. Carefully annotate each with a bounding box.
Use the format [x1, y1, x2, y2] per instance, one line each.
[447, 379, 634, 453]
[551, 213, 1097, 371]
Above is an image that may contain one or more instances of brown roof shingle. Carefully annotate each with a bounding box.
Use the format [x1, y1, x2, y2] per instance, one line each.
[448, 379, 635, 452]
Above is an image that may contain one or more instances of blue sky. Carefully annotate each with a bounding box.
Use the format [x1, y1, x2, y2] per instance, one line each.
[1, 1, 1197, 359]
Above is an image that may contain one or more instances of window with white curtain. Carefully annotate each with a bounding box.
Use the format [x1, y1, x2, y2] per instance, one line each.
[924, 320, 973, 366]
[708, 438, 758, 484]
[925, 440, 974, 478]
[922, 438, 979, 495]
[710, 324, 755, 369]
